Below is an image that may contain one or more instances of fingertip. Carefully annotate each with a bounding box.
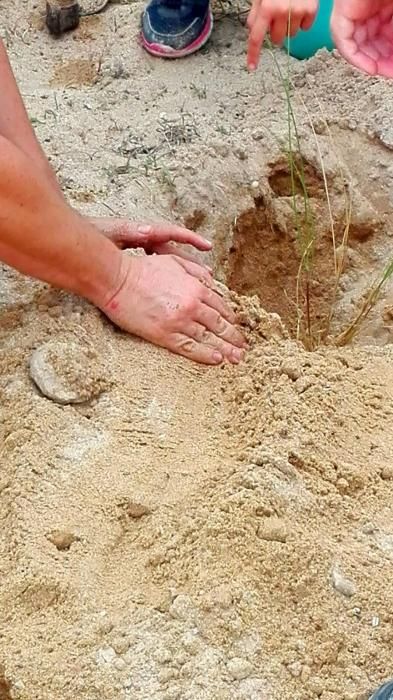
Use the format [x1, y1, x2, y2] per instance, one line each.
[212, 351, 223, 364]
[136, 225, 152, 235]
[231, 348, 245, 364]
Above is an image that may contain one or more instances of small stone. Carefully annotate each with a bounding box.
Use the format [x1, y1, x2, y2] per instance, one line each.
[153, 647, 172, 665]
[227, 657, 253, 681]
[331, 567, 357, 597]
[158, 668, 178, 684]
[287, 661, 302, 678]
[381, 465, 393, 481]
[295, 376, 313, 394]
[112, 638, 130, 655]
[98, 618, 114, 635]
[122, 501, 151, 519]
[362, 522, 376, 535]
[105, 59, 129, 79]
[169, 595, 197, 623]
[96, 646, 117, 665]
[29, 339, 106, 405]
[234, 148, 248, 161]
[47, 530, 79, 551]
[371, 615, 380, 627]
[252, 128, 264, 141]
[114, 658, 126, 672]
[181, 631, 201, 655]
[281, 360, 302, 381]
[301, 665, 312, 682]
[337, 477, 349, 494]
[257, 518, 288, 543]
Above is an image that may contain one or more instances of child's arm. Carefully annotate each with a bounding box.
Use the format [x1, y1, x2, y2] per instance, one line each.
[247, 0, 318, 70]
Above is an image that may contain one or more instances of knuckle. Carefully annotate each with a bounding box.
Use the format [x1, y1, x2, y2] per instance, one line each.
[215, 316, 228, 336]
[176, 337, 197, 355]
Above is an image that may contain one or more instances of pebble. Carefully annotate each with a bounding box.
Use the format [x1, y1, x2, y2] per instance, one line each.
[281, 360, 302, 381]
[227, 657, 254, 681]
[252, 128, 264, 141]
[96, 646, 117, 665]
[169, 595, 197, 623]
[47, 530, 79, 551]
[181, 630, 202, 655]
[158, 667, 178, 684]
[257, 518, 288, 543]
[295, 376, 313, 394]
[111, 638, 130, 655]
[153, 647, 172, 665]
[29, 339, 104, 404]
[122, 501, 151, 519]
[113, 658, 126, 672]
[287, 661, 302, 678]
[331, 567, 357, 597]
[381, 465, 393, 481]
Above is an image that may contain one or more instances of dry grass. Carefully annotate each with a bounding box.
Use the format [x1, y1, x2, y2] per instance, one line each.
[269, 40, 393, 348]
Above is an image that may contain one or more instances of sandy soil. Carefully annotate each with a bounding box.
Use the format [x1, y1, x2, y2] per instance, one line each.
[1, 1, 393, 699]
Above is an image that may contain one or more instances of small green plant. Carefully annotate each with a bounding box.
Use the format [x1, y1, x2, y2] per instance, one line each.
[267, 41, 317, 347]
[268, 38, 393, 348]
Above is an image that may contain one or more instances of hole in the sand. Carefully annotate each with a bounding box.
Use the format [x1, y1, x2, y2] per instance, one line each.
[225, 155, 388, 347]
[268, 158, 325, 198]
[226, 196, 336, 339]
[0, 666, 12, 700]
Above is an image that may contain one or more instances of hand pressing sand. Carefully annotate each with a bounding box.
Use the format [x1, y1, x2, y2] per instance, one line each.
[0, 40, 245, 366]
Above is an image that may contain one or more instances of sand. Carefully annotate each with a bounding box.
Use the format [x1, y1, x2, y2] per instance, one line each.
[1, 1, 393, 699]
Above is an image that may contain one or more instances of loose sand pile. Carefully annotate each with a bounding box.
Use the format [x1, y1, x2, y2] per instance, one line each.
[1, 1, 393, 699]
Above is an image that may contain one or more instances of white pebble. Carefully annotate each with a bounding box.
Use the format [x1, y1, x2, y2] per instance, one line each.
[227, 657, 254, 681]
[331, 567, 357, 597]
[96, 646, 117, 665]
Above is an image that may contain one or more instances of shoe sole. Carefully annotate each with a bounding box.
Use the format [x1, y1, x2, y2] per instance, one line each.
[141, 11, 213, 58]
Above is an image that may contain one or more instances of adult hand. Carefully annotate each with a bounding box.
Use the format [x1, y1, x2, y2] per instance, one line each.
[90, 217, 211, 266]
[247, 0, 317, 70]
[101, 253, 246, 365]
[331, 0, 393, 77]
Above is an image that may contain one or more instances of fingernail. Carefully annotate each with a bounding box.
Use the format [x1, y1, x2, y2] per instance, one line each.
[232, 348, 245, 363]
[137, 225, 151, 235]
[213, 351, 223, 364]
[248, 63, 256, 71]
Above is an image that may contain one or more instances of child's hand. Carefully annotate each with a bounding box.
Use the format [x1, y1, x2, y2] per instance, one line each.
[331, 0, 393, 78]
[247, 0, 318, 70]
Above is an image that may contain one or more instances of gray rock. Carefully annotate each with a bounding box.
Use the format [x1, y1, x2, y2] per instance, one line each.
[29, 339, 105, 404]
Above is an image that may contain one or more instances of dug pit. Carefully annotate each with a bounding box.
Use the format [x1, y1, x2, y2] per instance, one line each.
[223, 153, 391, 346]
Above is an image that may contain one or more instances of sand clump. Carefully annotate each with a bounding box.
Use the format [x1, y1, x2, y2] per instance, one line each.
[1, 0, 393, 699]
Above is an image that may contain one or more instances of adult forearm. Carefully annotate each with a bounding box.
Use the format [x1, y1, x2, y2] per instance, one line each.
[0, 136, 124, 306]
[0, 40, 61, 194]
